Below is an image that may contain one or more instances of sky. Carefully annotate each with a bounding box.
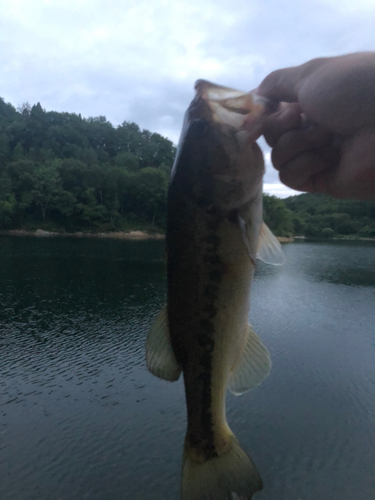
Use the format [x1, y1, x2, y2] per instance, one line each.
[1, 0, 375, 197]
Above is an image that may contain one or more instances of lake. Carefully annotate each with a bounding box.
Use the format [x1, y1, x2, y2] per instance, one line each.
[1, 236, 375, 500]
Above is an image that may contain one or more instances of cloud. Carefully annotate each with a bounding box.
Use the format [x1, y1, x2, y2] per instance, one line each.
[1, 0, 375, 196]
[263, 183, 299, 198]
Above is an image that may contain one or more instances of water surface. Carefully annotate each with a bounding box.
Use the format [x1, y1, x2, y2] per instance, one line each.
[1, 237, 375, 500]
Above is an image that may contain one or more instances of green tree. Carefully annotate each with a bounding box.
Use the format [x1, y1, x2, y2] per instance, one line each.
[0, 172, 16, 227]
[75, 188, 108, 227]
[6, 159, 36, 210]
[291, 214, 306, 235]
[0, 97, 18, 124]
[125, 168, 168, 226]
[358, 225, 375, 237]
[114, 152, 139, 172]
[12, 142, 25, 161]
[263, 194, 294, 237]
[0, 133, 10, 167]
[30, 161, 65, 219]
[321, 227, 335, 238]
[16, 102, 32, 117]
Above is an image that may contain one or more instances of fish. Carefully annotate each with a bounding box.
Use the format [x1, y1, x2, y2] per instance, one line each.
[146, 80, 284, 500]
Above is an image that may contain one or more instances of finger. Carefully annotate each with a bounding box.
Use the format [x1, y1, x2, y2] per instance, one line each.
[257, 67, 302, 102]
[327, 127, 375, 199]
[263, 103, 302, 147]
[278, 149, 340, 192]
[298, 53, 375, 134]
[257, 57, 331, 103]
[271, 125, 334, 169]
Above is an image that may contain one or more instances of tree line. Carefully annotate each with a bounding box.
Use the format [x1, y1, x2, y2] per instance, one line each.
[0, 96, 374, 237]
[265, 193, 375, 238]
[0, 98, 175, 232]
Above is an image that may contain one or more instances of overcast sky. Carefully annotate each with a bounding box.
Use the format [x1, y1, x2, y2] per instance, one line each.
[1, 0, 375, 197]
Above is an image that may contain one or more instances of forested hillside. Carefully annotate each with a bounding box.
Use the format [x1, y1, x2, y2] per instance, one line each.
[264, 193, 375, 239]
[0, 98, 175, 232]
[284, 194, 375, 238]
[0, 96, 374, 237]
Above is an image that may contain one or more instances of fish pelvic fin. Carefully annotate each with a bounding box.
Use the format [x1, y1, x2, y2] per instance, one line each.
[238, 206, 284, 266]
[146, 304, 182, 381]
[229, 324, 271, 396]
[256, 222, 285, 265]
[182, 432, 263, 500]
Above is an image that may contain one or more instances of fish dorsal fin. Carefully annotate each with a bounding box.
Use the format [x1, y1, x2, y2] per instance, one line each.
[228, 324, 271, 395]
[256, 222, 285, 265]
[146, 304, 182, 381]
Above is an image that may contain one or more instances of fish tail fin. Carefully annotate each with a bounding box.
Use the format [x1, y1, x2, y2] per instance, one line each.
[181, 433, 262, 500]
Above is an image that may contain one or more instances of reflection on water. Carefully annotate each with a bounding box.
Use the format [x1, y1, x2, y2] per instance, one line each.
[1, 237, 375, 500]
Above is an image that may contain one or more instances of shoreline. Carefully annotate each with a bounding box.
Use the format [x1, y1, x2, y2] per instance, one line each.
[0, 229, 165, 240]
[1, 229, 292, 242]
[1, 229, 374, 243]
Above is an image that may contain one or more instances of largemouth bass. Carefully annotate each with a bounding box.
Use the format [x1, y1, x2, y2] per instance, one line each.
[146, 80, 284, 500]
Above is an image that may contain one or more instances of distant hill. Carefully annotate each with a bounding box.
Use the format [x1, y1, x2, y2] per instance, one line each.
[262, 192, 375, 238]
[0, 97, 175, 232]
[285, 193, 375, 238]
[1, 96, 374, 237]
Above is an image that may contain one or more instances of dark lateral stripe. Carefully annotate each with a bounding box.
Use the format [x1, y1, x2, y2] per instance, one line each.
[194, 213, 225, 460]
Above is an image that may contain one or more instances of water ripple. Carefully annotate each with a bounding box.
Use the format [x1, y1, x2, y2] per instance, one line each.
[1, 237, 375, 500]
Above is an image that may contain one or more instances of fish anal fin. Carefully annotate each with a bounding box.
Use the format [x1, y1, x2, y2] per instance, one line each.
[229, 324, 271, 396]
[146, 304, 182, 381]
[256, 222, 285, 265]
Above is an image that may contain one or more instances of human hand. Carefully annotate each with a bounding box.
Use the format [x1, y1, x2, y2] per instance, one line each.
[257, 52, 375, 200]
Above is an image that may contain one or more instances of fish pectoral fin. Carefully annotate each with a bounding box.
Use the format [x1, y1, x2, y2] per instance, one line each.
[256, 222, 285, 265]
[229, 324, 271, 396]
[146, 304, 182, 382]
